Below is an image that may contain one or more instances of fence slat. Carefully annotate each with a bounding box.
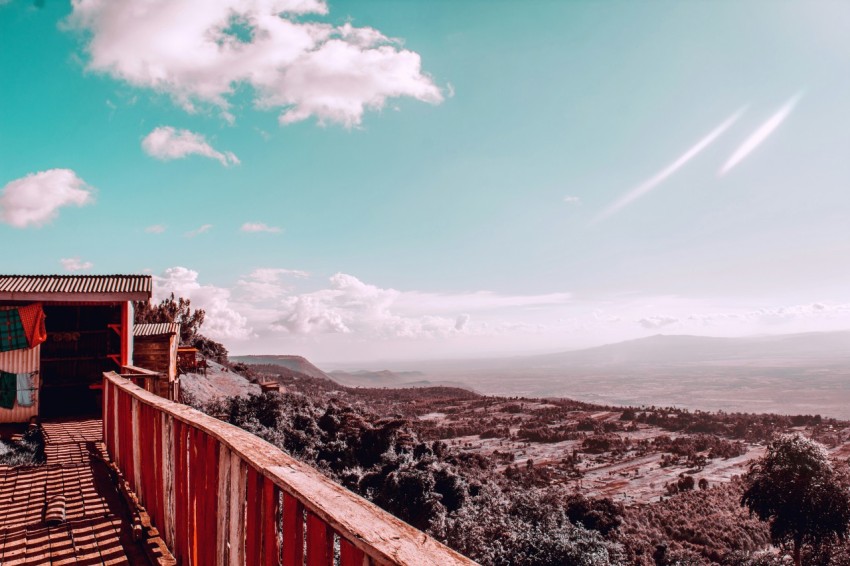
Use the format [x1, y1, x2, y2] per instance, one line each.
[163, 414, 176, 551]
[174, 420, 189, 564]
[190, 427, 204, 564]
[340, 537, 365, 566]
[282, 493, 304, 566]
[246, 467, 263, 566]
[261, 480, 280, 566]
[202, 432, 220, 566]
[306, 512, 333, 566]
[216, 444, 232, 566]
[228, 456, 248, 565]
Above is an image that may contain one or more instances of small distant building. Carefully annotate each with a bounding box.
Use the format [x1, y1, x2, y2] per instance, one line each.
[133, 322, 180, 401]
[0, 274, 151, 422]
[177, 346, 204, 375]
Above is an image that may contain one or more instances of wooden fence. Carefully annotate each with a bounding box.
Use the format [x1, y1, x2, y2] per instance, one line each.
[102, 371, 477, 566]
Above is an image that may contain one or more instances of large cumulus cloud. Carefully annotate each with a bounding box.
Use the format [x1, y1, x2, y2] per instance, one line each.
[67, 0, 443, 126]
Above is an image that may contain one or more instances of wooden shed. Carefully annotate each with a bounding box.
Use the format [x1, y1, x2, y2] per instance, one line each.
[0, 274, 151, 421]
[132, 322, 180, 401]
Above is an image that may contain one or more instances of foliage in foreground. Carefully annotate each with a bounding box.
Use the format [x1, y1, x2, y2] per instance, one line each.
[741, 434, 850, 566]
[0, 426, 45, 467]
[194, 392, 627, 565]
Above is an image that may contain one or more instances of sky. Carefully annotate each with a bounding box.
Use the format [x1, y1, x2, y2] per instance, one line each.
[1, 0, 850, 363]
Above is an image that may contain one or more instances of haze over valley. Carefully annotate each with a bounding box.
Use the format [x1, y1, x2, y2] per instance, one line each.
[237, 330, 850, 418]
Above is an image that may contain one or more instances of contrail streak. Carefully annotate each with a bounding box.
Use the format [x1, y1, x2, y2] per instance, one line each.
[719, 93, 803, 176]
[594, 108, 746, 222]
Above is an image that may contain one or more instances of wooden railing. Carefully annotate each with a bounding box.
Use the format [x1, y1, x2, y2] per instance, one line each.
[103, 371, 476, 566]
[121, 364, 177, 401]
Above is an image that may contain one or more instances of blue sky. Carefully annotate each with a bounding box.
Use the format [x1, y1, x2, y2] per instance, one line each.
[1, 0, 849, 362]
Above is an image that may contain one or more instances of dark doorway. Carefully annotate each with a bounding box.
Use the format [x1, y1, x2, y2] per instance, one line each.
[39, 305, 123, 418]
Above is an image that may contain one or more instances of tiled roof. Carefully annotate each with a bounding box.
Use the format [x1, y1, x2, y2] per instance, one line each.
[134, 322, 180, 337]
[0, 275, 152, 300]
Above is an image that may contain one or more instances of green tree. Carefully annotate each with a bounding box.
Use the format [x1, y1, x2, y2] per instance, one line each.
[134, 293, 205, 345]
[741, 434, 850, 566]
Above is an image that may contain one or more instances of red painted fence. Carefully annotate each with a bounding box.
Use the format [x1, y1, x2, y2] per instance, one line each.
[103, 371, 476, 566]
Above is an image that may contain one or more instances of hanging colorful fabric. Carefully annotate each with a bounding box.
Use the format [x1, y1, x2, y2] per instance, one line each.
[16, 372, 35, 407]
[0, 371, 16, 409]
[0, 310, 28, 353]
[17, 303, 47, 349]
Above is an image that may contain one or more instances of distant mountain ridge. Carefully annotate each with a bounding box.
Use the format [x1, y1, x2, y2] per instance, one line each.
[232, 355, 333, 381]
[524, 330, 850, 368]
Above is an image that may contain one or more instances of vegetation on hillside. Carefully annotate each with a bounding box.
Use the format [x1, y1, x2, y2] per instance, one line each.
[155, 339, 850, 566]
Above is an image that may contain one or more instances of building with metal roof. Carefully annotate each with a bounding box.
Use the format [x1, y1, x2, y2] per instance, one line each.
[133, 322, 180, 337]
[0, 274, 153, 421]
[132, 323, 181, 400]
[0, 274, 151, 302]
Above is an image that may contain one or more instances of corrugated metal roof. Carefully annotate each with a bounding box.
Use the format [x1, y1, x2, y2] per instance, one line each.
[134, 322, 180, 337]
[0, 275, 152, 301]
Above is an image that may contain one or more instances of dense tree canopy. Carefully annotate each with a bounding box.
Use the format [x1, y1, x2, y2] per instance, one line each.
[741, 434, 850, 565]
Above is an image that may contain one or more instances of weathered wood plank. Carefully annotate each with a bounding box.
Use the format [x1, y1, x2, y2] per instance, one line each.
[201, 431, 219, 566]
[261, 479, 280, 566]
[163, 414, 176, 551]
[228, 455, 247, 566]
[131, 397, 141, 496]
[340, 538, 366, 566]
[306, 512, 332, 566]
[216, 443, 231, 566]
[189, 426, 204, 565]
[174, 420, 189, 564]
[246, 467, 262, 566]
[282, 493, 304, 566]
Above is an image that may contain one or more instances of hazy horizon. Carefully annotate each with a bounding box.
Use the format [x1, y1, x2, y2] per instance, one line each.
[3, 1, 850, 362]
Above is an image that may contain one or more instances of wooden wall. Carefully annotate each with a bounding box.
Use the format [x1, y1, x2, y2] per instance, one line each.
[132, 334, 178, 400]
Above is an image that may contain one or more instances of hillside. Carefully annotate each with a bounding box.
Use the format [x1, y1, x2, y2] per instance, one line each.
[179, 360, 260, 404]
[231, 354, 332, 380]
[199, 361, 850, 565]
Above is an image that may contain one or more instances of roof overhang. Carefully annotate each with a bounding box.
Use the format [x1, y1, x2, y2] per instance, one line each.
[0, 291, 150, 302]
[0, 275, 152, 303]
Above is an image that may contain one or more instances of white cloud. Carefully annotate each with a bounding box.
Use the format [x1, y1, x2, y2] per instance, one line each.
[0, 169, 94, 228]
[66, 0, 443, 127]
[60, 257, 94, 272]
[185, 224, 213, 237]
[241, 222, 282, 233]
[145, 224, 166, 234]
[142, 126, 239, 166]
[154, 267, 252, 340]
[235, 268, 309, 301]
[637, 315, 679, 330]
[266, 274, 571, 339]
[146, 264, 850, 361]
[686, 302, 850, 327]
[595, 108, 745, 222]
[563, 196, 581, 204]
[719, 93, 803, 176]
